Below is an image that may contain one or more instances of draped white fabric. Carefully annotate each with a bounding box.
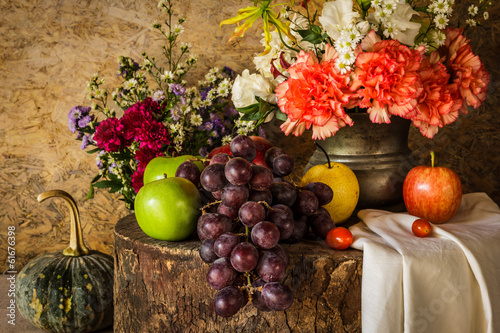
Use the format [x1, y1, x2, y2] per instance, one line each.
[350, 193, 500, 333]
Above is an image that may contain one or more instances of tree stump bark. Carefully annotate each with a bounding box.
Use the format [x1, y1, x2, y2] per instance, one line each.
[114, 214, 363, 333]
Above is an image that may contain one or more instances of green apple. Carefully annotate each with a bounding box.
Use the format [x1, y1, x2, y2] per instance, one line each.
[143, 155, 205, 185]
[134, 177, 202, 241]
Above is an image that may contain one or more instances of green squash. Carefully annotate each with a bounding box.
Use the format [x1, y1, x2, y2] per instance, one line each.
[16, 190, 114, 333]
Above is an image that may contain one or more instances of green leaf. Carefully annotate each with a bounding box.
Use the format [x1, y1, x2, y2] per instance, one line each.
[275, 109, 288, 122]
[91, 174, 102, 183]
[85, 184, 95, 200]
[356, 0, 371, 11]
[236, 102, 260, 114]
[93, 180, 119, 189]
[296, 28, 323, 44]
[86, 147, 101, 154]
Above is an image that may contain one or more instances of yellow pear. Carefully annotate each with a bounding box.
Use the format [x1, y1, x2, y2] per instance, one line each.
[300, 161, 359, 224]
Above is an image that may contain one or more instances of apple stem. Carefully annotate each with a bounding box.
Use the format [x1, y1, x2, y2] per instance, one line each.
[431, 151, 435, 168]
[315, 142, 331, 169]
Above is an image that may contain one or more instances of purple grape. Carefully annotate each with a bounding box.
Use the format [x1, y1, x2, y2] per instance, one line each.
[267, 209, 294, 240]
[199, 239, 218, 263]
[212, 189, 222, 200]
[210, 153, 231, 165]
[309, 212, 335, 239]
[293, 190, 319, 216]
[251, 221, 280, 249]
[217, 203, 239, 220]
[251, 278, 271, 312]
[230, 135, 256, 162]
[197, 215, 208, 241]
[221, 184, 249, 208]
[285, 215, 309, 243]
[238, 201, 266, 227]
[256, 251, 287, 282]
[304, 182, 334, 205]
[200, 163, 227, 192]
[206, 257, 237, 290]
[214, 232, 240, 258]
[270, 204, 294, 220]
[264, 146, 285, 167]
[272, 154, 294, 177]
[249, 165, 274, 191]
[175, 160, 201, 186]
[268, 244, 289, 268]
[225, 157, 253, 186]
[248, 188, 272, 205]
[230, 242, 259, 272]
[199, 213, 233, 240]
[269, 181, 297, 207]
[262, 282, 294, 311]
[213, 286, 245, 317]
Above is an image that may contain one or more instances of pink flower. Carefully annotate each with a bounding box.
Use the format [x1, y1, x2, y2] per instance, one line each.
[411, 52, 459, 139]
[93, 117, 126, 152]
[276, 44, 360, 140]
[355, 32, 423, 124]
[135, 146, 164, 173]
[439, 28, 489, 111]
[131, 170, 144, 193]
[136, 119, 170, 150]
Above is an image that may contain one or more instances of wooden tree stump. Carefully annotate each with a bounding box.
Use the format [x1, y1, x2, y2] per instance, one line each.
[114, 214, 363, 333]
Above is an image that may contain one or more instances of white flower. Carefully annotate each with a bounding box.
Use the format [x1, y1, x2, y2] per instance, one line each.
[161, 70, 174, 82]
[217, 86, 229, 97]
[190, 114, 203, 126]
[334, 58, 352, 74]
[383, 21, 397, 39]
[172, 24, 184, 35]
[468, 5, 478, 16]
[484, 12, 489, 20]
[222, 135, 232, 145]
[466, 18, 477, 27]
[124, 79, 137, 89]
[231, 69, 277, 109]
[319, 0, 361, 40]
[387, 0, 422, 46]
[382, 0, 397, 15]
[434, 14, 449, 29]
[414, 41, 429, 53]
[179, 104, 191, 115]
[432, 30, 446, 47]
[152, 90, 165, 102]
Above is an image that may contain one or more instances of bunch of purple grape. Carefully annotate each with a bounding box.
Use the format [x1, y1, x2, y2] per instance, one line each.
[197, 135, 335, 317]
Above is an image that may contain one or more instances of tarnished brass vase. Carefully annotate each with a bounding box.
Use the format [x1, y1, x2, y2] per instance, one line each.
[304, 113, 414, 210]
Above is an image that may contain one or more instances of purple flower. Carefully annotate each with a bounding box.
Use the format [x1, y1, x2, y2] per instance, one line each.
[152, 90, 165, 102]
[109, 162, 117, 173]
[199, 147, 208, 157]
[222, 66, 236, 79]
[78, 115, 93, 128]
[203, 122, 213, 131]
[68, 118, 77, 133]
[200, 87, 212, 100]
[81, 135, 90, 150]
[169, 83, 186, 96]
[258, 127, 266, 138]
[170, 107, 182, 121]
[225, 107, 238, 117]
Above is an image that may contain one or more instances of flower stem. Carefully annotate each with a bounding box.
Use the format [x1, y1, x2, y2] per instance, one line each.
[431, 151, 435, 168]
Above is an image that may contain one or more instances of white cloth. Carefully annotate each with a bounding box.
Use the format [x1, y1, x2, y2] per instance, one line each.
[350, 193, 500, 333]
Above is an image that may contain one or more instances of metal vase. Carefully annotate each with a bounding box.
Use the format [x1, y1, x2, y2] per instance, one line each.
[304, 113, 412, 210]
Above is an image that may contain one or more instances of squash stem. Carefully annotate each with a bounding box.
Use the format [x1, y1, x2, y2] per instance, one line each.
[38, 190, 90, 257]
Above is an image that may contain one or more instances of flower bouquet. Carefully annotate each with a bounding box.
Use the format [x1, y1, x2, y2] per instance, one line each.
[68, 0, 261, 209]
[222, 0, 491, 140]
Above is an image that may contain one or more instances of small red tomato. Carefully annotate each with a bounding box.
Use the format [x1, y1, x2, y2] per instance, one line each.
[326, 227, 353, 250]
[412, 218, 432, 237]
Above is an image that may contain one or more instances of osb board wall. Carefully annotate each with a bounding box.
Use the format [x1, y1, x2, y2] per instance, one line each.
[0, 0, 499, 272]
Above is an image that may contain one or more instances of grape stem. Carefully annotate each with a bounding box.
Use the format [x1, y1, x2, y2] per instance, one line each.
[200, 200, 222, 214]
[258, 200, 272, 210]
[314, 142, 331, 169]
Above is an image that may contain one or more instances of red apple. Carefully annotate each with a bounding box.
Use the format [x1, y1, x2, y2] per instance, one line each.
[403, 152, 462, 224]
[207, 136, 273, 168]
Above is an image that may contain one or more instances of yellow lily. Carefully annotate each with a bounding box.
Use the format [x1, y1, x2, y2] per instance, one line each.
[220, 0, 296, 55]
